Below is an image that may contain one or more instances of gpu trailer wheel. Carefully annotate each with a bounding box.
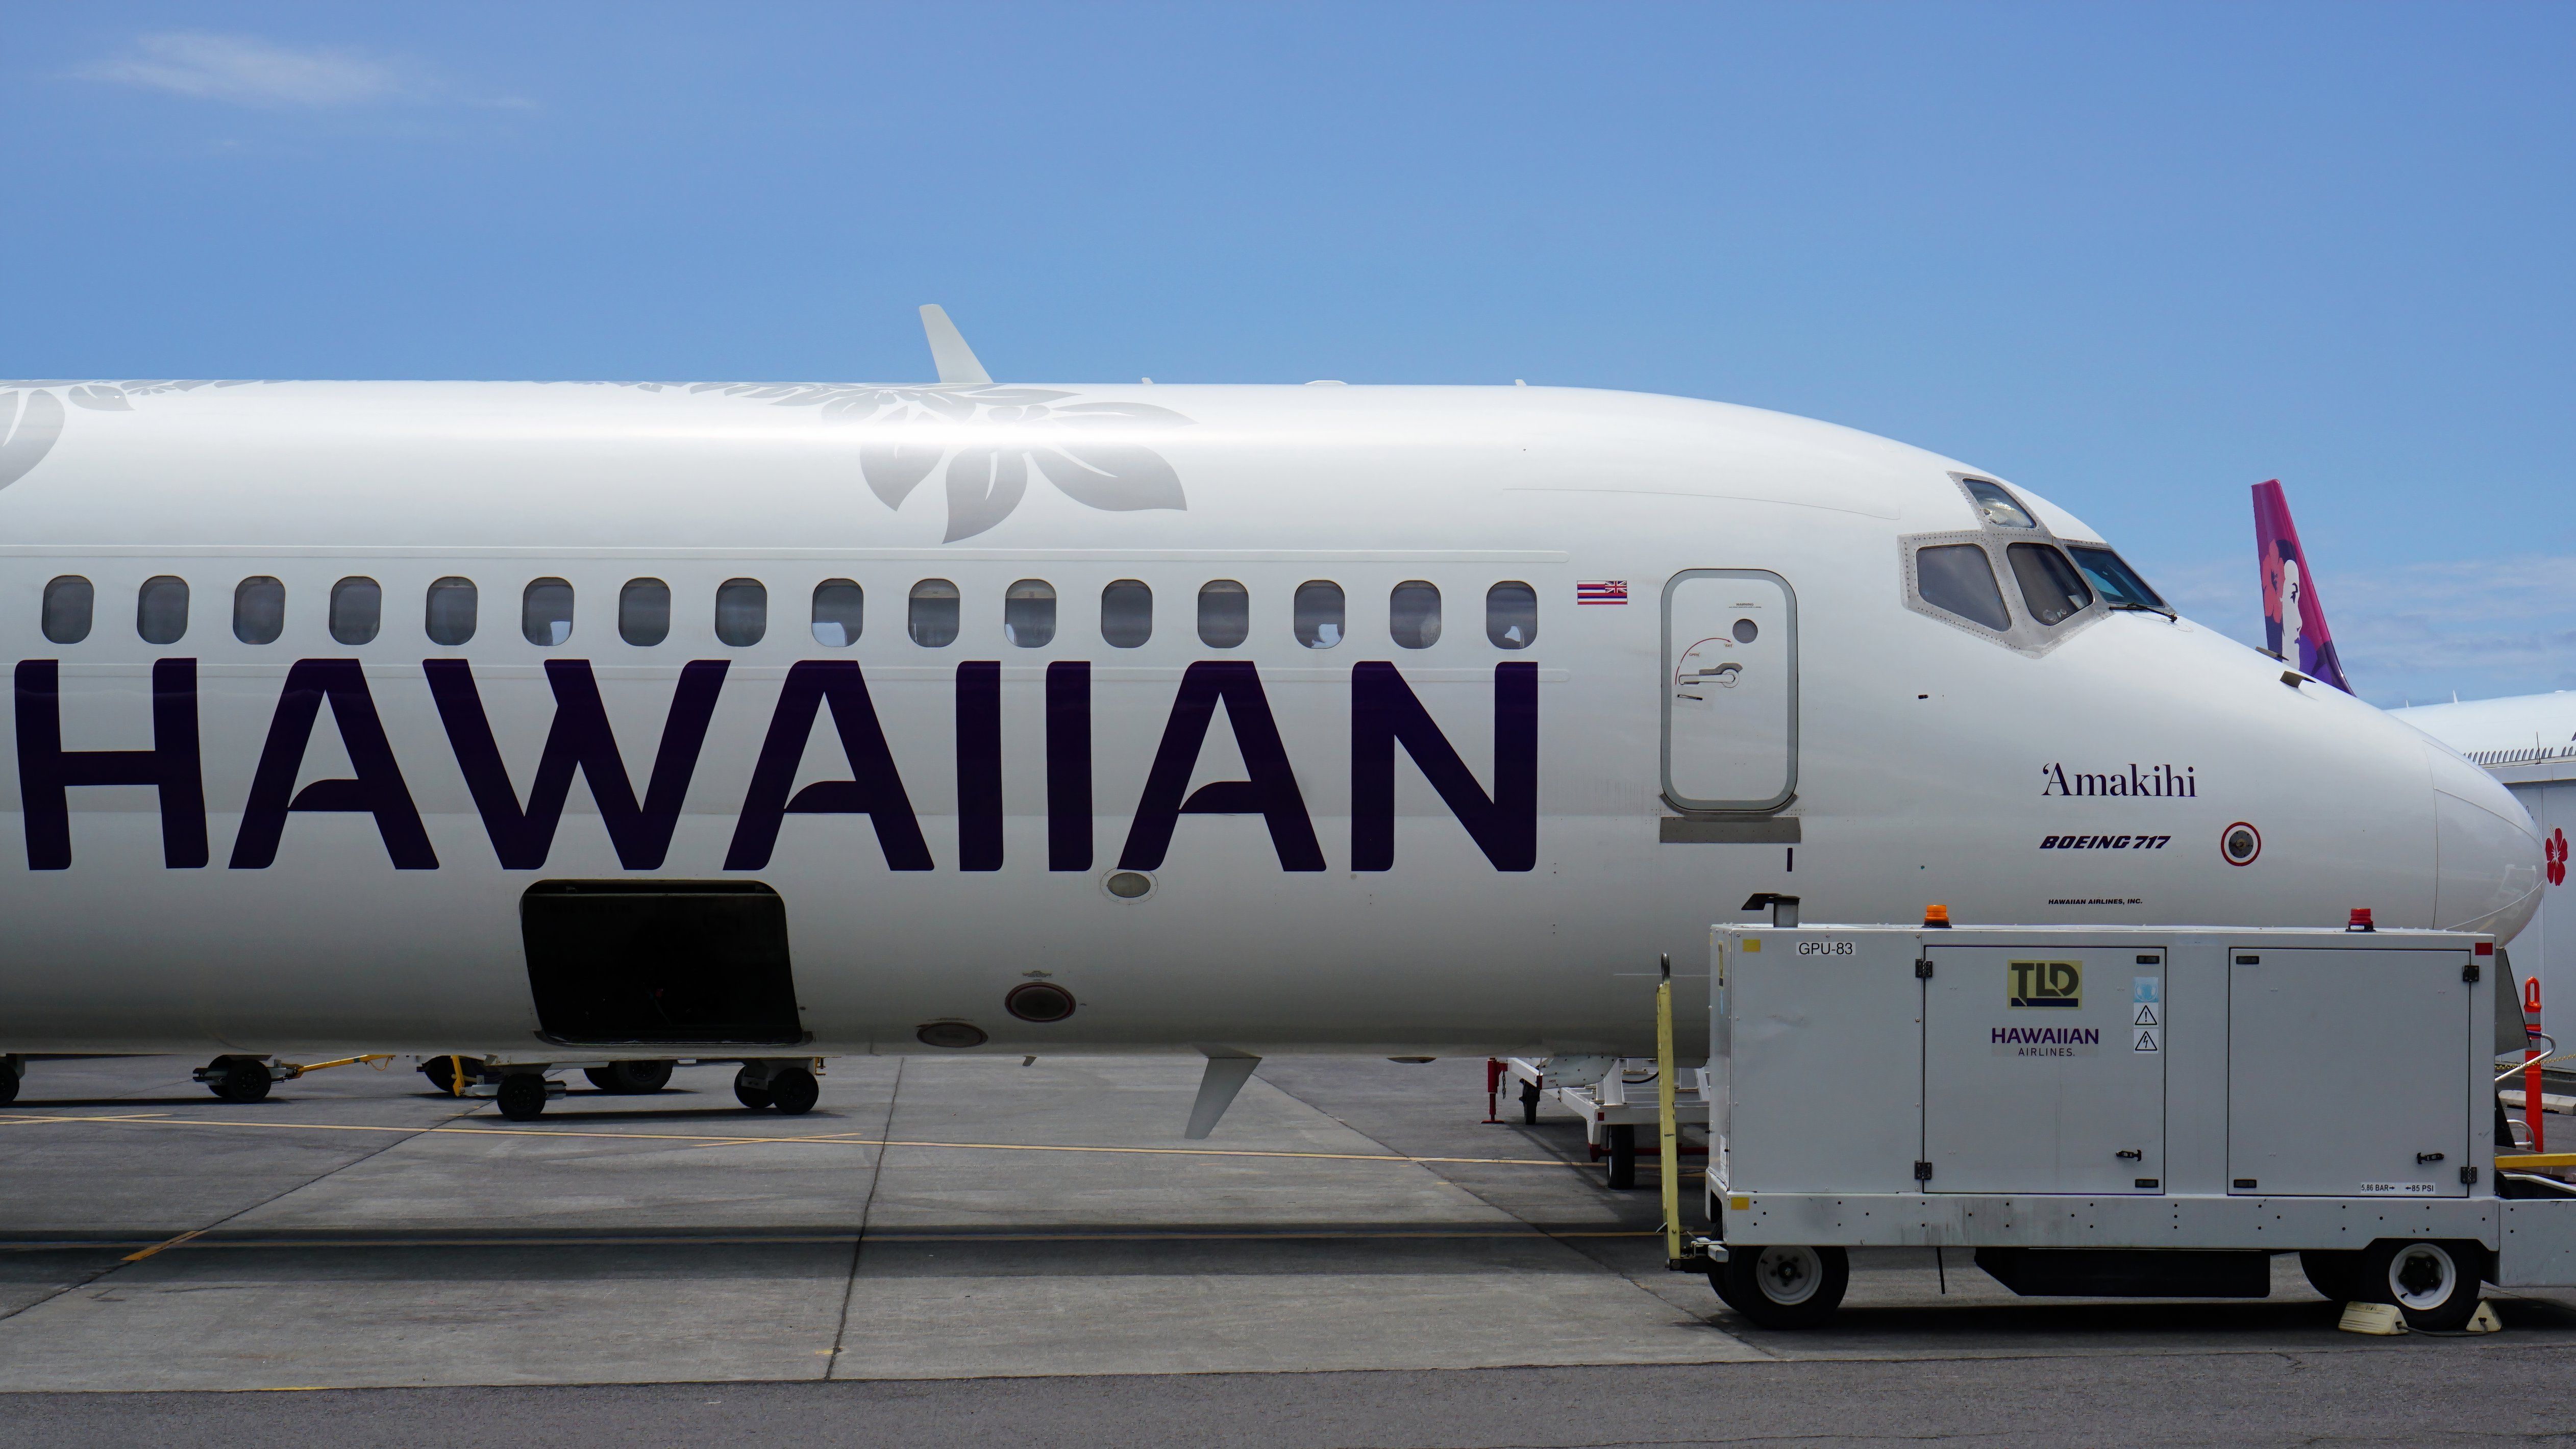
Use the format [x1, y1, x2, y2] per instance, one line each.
[1711, 1244, 1849, 1329]
[2358, 1238, 2485, 1332]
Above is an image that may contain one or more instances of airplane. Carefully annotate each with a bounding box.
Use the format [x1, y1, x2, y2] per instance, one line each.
[0, 308, 2542, 1127]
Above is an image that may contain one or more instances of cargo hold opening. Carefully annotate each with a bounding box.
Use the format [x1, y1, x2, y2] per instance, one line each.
[519, 881, 805, 1046]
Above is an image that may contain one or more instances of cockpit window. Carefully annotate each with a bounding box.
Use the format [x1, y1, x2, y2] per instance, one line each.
[1915, 544, 2012, 631]
[2065, 545, 2170, 614]
[2008, 543, 2093, 626]
[1961, 478, 2038, 529]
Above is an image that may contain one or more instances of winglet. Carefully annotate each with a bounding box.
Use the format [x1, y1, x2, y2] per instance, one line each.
[2251, 480, 2353, 694]
[919, 305, 992, 386]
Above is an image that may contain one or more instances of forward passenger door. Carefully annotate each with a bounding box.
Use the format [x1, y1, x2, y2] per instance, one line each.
[1661, 570, 1796, 812]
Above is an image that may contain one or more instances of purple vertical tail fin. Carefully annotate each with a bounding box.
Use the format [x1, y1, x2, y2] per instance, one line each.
[2251, 479, 2352, 693]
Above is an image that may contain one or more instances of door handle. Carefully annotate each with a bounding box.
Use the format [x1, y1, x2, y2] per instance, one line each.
[2417, 1152, 2445, 1164]
[2116, 1150, 2143, 1160]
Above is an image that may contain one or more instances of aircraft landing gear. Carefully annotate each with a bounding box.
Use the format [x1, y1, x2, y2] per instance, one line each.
[0, 1055, 22, 1106]
[494, 1073, 559, 1122]
[735, 1060, 820, 1115]
[583, 1060, 675, 1094]
[196, 1055, 274, 1104]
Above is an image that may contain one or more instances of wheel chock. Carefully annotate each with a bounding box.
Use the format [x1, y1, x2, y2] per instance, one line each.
[2466, 1301, 2504, 1334]
[2337, 1302, 2407, 1335]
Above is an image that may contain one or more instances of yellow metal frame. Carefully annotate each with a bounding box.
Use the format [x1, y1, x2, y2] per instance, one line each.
[1657, 953, 1682, 1266]
[277, 1053, 394, 1080]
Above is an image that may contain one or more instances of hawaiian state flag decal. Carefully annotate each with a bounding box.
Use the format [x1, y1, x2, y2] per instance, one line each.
[1576, 580, 1628, 605]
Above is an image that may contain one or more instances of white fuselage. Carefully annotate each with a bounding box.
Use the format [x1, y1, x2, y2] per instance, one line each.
[0, 379, 2542, 1057]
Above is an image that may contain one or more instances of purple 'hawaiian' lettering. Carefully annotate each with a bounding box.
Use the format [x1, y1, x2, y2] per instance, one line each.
[1119, 661, 1324, 871]
[14, 657, 207, 870]
[425, 658, 728, 870]
[230, 659, 435, 869]
[1352, 661, 1538, 872]
[726, 660, 932, 871]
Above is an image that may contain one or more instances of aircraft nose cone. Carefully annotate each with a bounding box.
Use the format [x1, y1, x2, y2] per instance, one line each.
[2424, 741, 2543, 940]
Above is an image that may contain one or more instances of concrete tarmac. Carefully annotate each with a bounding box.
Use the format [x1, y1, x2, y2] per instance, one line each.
[4, 1053, 2574, 1443]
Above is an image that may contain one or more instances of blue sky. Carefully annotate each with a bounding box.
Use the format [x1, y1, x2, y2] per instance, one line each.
[5, 3, 2570, 707]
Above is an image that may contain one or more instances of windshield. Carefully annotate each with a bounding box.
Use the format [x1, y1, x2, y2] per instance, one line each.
[2065, 545, 2169, 614]
[2007, 542, 2093, 626]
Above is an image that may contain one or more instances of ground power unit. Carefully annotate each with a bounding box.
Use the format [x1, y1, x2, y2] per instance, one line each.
[1704, 925, 2576, 1329]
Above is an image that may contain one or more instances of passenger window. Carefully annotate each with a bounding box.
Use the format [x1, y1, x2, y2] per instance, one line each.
[811, 579, 863, 647]
[1294, 580, 1344, 648]
[1390, 580, 1441, 649]
[41, 576, 92, 644]
[137, 576, 189, 645]
[715, 578, 766, 647]
[1003, 579, 1054, 647]
[522, 578, 575, 646]
[234, 576, 285, 645]
[1915, 545, 2011, 631]
[1963, 478, 2038, 529]
[1101, 579, 1152, 648]
[2066, 545, 2169, 614]
[620, 578, 671, 646]
[909, 579, 960, 647]
[330, 577, 381, 645]
[426, 577, 479, 646]
[1485, 581, 1537, 648]
[2008, 542, 2093, 626]
[1198, 580, 1249, 648]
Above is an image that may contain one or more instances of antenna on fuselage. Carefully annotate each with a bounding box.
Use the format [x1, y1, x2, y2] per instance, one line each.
[919, 304, 992, 386]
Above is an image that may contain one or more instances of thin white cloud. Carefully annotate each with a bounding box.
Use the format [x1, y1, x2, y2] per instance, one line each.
[2160, 553, 2576, 708]
[77, 32, 528, 110]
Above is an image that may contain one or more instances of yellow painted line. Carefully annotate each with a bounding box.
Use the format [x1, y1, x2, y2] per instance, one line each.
[0, 1111, 1648, 1170]
[122, 1228, 205, 1263]
[5, 1227, 1667, 1254]
[0, 1112, 185, 1128]
[2497, 1153, 2576, 1169]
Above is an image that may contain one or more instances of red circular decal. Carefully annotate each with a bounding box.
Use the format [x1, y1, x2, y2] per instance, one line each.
[2220, 822, 2262, 867]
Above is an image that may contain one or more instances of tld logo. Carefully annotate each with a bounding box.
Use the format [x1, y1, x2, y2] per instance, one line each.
[2009, 959, 2082, 1009]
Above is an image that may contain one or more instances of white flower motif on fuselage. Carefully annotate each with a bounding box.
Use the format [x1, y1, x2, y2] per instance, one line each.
[685, 382, 1193, 542]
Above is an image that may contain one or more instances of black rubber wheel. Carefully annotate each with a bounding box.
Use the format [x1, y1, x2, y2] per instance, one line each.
[2300, 1248, 2362, 1303]
[2357, 1239, 2485, 1332]
[1520, 1081, 1540, 1126]
[734, 1068, 775, 1111]
[768, 1067, 820, 1115]
[1711, 1245, 1849, 1329]
[1604, 1125, 1638, 1189]
[584, 1061, 675, 1094]
[0, 1056, 19, 1107]
[213, 1057, 272, 1104]
[495, 1075, 550, 1122]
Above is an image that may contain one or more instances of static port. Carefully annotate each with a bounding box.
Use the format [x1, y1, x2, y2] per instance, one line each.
[1006, 982, 1076, 1023]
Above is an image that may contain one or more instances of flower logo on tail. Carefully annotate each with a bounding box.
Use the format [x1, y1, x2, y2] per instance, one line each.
[2546, 828, 2566, 887]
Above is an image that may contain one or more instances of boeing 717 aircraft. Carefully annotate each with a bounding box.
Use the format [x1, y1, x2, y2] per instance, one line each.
[0, 311, 2541, 1120]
